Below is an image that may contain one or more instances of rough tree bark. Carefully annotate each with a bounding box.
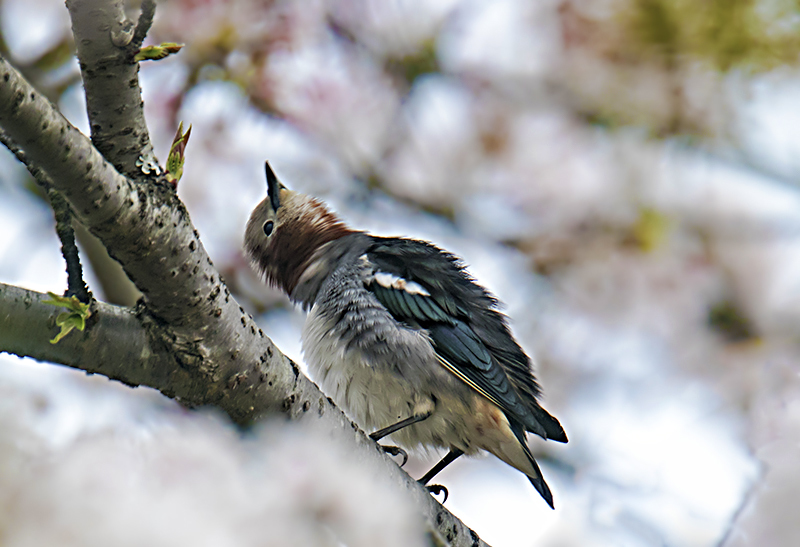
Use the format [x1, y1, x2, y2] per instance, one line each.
[67, 0, 160, 179]
[0, 1, 489, 546]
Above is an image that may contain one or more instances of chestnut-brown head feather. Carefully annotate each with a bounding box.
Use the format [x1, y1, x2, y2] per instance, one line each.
[245, 187, 355, 297]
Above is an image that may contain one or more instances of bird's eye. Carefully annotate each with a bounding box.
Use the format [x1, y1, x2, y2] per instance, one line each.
[263, 220, 274, 236]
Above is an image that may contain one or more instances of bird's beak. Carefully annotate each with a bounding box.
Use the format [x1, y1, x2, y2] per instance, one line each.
[265, 161, 281, 212]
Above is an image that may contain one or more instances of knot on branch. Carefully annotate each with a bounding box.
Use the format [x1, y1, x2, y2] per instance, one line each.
[136, 298, 218, 378]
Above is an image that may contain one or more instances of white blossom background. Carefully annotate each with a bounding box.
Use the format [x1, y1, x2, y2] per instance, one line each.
[2, 1, 800, 545]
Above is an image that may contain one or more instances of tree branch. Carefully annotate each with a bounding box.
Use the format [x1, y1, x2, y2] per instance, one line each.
[0, 51, 489, 546]
[0, 282, 490, 547]
[49, 190, 92, 302]
[1, 115, 139, 307]
[0, 128, 90, 302]
[65, 0, 159, 179]
[1, 282, 174, 387]
[132, 0, 157, 48]
[0, 50, 309, 421]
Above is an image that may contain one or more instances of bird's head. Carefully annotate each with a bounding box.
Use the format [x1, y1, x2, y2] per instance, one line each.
[244, 162, 354, 296]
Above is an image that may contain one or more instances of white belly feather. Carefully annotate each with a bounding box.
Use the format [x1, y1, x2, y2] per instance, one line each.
[302, 303, 420, 433]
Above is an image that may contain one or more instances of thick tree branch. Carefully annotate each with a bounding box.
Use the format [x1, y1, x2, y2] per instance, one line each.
[1, 282, 176, 387]
[0, 50, 304, 422]
[0, 282, 490, 547]
[0, 53, 489, 546]
[65, 0, 158, 179]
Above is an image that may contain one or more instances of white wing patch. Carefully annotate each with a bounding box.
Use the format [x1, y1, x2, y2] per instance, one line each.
[373, 271, 431, 296]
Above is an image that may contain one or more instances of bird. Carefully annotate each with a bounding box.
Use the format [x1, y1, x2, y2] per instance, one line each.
[244, 162, 568, 508]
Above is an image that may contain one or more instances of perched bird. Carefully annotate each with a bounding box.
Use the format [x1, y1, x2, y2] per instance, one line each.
[245, 163, 568, 508]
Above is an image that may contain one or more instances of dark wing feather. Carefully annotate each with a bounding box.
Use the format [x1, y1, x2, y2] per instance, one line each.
[370, 277, 532, 424]
[366, 238, 564, 439]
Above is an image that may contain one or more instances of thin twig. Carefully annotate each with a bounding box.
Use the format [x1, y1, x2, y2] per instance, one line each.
[49, 189, 92, 303]
[1, 130, 92, 303]
[132, 0, 157, 49]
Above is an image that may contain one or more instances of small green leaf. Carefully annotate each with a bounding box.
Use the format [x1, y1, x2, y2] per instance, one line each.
[44, 292, 91, 344]
[166, 122, 192, 187]
[43, 292, 89, 312]
[134, 42, 184, 62]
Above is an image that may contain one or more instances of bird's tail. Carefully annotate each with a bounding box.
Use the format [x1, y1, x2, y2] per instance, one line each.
[511, 422, 555, 509]
[529, 404, 568, 443]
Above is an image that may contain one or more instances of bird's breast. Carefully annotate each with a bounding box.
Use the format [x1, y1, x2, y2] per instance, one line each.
[301, 301, 432, 433]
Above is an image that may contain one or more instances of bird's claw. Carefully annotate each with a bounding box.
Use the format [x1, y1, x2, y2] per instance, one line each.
[426, 484, 448, 503]
[380, 444, 409, 467]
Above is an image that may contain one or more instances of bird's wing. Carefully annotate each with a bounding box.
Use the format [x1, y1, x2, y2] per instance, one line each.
[364, 251, 538, 432]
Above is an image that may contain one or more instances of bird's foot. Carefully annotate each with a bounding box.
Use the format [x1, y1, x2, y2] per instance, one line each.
[380, 444, 408, 467]
[424, 483, 449, 504]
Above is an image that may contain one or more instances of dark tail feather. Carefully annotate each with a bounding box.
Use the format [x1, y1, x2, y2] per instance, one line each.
[530, 405, 568, 443]
[511, 423, 555, 509]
